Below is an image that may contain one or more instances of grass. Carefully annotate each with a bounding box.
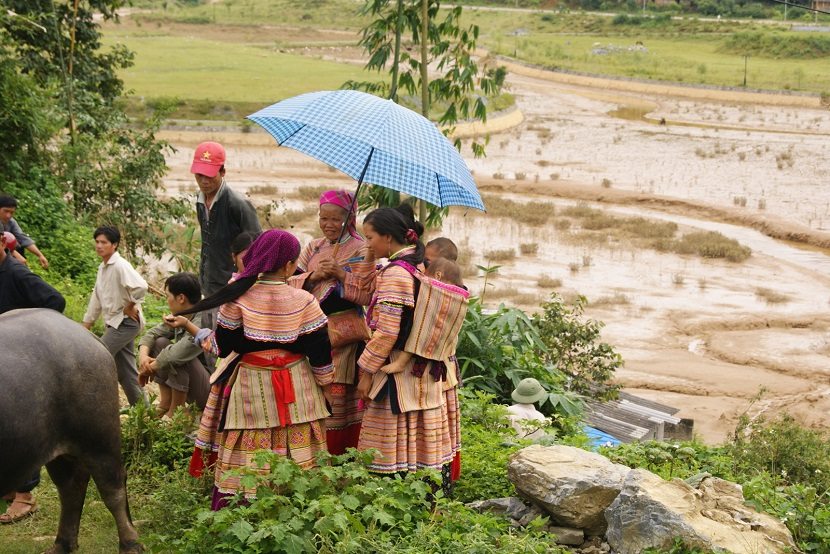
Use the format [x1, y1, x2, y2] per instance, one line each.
[485, 248, 516, 262]
[132, 0, 370, 29]
[249, 184, 281, 196]
[537, 275, 562, 288]
[293, 185, 331, 201]
[260, 205, 319, 230]
[755, 287, 791, 304]
[111, 2, 830, 102]
[589, 292, 631, 306]
[0, 472, 122, 553]
[477, 195, 555, 226]
[670, 231, 752, 262]
[519, 242, 539, 255]
[102, 27, 381, 119]
[467, 12, 830, 93]
[557, 204, 751, 262]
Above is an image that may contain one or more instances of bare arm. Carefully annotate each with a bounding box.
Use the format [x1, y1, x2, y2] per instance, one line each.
[25, 243, 48, 269]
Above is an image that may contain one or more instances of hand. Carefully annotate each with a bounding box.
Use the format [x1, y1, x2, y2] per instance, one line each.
[138, 369, 151, 387]
[309, 268, 327, 283]
[38, 255, 49, 269]
[322, 385, 334, 407]
[164, 314, 188, 329]
[380, 362, 405, 375]
[317, 259, 344, 281]
[357, 373, 373, 402]
[139, 355, 155, 374]
[124, 303, 140, 322]
[138, 359, 157, 387]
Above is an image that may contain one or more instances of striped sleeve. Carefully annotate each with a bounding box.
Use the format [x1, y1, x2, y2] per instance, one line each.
[342, 247, 377, 305]
[358, 265, 414, 374]
[217, 300, 242, 330]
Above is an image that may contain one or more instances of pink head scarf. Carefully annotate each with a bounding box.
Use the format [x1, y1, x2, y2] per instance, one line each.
[239, 229, 300, 280]
[319, 189, 360, 240]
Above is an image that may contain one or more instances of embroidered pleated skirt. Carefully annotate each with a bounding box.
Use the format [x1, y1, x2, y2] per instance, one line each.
[358, 394, 454, 473]
[325, 342, 364, 454]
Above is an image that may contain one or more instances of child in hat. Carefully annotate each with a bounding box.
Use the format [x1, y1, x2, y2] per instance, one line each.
[506, 378, 548, 439]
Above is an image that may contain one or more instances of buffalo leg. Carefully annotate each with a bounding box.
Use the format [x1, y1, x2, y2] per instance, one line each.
[44, 456, 90, 554]
[87, 460, 141, 553]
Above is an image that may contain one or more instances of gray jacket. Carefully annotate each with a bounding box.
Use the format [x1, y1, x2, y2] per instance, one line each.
[196, 182, 261, 296]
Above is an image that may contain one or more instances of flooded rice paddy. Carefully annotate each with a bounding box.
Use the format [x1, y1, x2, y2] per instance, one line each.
[160, 66, 830, 443]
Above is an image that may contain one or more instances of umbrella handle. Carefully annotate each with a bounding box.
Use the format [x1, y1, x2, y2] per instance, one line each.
[333, 147, 374, 253]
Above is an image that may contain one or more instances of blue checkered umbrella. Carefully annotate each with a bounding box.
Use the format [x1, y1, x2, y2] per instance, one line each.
[247, 90, 485, 211]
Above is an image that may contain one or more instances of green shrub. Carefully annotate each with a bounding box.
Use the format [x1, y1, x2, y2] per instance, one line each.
[728, 414, 830, 492]
[743, 474, 830, 553]
[601, 440, 736, 481]
[138, 465, 213, 550]
[534, 293, 622, 399]
[121, 400, 197, 475]
[456, 298, 584, 423]
[454, 391, 522, 503]
[643, 537, 713, 553]
[161, 448, 563, 553]
[723, 32, 830, 59]
[672, 231, 751, 262]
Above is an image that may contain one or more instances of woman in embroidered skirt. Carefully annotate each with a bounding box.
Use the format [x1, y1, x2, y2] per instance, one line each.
[356, 205, 454, 484]
[289, 190, 374, 455]
[170, 229, 334, 510]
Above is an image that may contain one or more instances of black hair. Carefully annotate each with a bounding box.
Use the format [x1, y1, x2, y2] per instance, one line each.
[176, 276, 256, 316]
[426, 237, 458, 262]
[363, 203, 425, 266]
[177, 242, 300, 317]
[93, 225, 120, 246]
[231, 231, 260, 255]
[165, 272, 202, 305]
[0, 195, 18, 209]
[426, 257, 464, 288]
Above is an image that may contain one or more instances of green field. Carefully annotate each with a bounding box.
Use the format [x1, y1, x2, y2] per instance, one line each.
[483, 32, 830, 91]
[103, 25, 382, 119]
[104, 0, 830, 120]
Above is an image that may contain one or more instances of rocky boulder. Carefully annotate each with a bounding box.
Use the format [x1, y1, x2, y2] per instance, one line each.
[605, 469, 797, 554]
[508, 444, 631, 534]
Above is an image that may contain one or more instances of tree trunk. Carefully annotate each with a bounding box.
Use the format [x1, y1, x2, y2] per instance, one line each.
[419, 0, 429, 223]
[389, 0, 404, 102]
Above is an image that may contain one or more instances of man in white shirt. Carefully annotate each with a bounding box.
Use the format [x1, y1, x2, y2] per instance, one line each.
[82, 226, 148, 406]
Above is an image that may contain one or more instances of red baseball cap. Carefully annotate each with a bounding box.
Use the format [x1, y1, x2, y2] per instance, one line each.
[2, 231, 17, 251]
[190, 142, 226, 178]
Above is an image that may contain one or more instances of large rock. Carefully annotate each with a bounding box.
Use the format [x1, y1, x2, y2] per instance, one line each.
[605, 469, 797, 554]
[508, 444, 631, 534]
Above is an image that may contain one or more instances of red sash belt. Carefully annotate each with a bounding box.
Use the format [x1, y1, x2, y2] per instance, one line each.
[241, 350, 303, 427]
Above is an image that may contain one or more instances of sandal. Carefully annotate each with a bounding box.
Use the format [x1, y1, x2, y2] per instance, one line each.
[0, 495, 38, 524]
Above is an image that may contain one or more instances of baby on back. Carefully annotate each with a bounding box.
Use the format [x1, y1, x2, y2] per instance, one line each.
[380, 257, 464, 375]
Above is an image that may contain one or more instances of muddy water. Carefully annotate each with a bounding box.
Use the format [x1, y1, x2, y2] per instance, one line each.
[158, 66, 830, 442]
[439, 197, 830, 443]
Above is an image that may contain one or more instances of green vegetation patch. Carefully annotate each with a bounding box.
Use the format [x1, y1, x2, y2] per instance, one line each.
[557, 204, 751, 262]
[102, 32, 380, 106]
[722, 31, 830, 59]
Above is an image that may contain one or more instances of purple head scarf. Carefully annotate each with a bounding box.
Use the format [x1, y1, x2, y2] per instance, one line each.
[239, 229, 300, 279]
[319, 189, 360, 240]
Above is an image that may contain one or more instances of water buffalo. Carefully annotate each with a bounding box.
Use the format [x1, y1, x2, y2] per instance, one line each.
[0, 308, 140, 553]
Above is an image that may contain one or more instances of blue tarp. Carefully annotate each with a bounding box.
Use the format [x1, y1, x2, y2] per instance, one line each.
[583, 425, 622, 450]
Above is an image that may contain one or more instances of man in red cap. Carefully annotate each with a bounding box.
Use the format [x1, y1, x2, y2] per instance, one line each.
[190, 142, 261, 298]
